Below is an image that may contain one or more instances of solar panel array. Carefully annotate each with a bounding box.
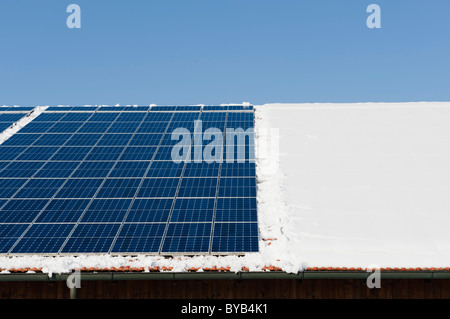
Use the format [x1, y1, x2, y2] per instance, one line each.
[0, 105, 258, 255]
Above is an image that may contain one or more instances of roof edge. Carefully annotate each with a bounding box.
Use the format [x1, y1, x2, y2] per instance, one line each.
[1, 270, 450, 282]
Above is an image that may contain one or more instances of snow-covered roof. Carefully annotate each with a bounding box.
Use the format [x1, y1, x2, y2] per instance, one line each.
[2, 102, 450, 276]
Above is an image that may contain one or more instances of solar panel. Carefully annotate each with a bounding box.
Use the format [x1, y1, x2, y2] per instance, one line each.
[0, 105, 258, 255]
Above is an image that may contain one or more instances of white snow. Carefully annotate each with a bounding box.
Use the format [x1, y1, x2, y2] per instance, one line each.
[0, 106, 48, 145]
[260, 102, 450, 269]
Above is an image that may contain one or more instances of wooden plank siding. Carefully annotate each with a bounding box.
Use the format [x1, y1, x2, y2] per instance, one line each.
[1, 279, 450, 299]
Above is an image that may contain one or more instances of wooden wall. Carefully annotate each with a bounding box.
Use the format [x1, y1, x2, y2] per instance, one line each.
[0, 279, 449, 299]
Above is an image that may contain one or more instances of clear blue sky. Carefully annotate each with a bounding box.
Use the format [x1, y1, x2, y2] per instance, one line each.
[0, 0, 449, 106]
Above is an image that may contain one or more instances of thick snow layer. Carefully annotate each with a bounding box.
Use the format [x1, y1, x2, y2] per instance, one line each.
[261, 102, 450, 269]
[0, 106, 48, 145]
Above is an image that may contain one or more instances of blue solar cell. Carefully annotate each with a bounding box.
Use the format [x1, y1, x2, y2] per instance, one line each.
[0, 162, 8, 171]
[115, 112, 146, 122]
[215, 198, 258, 222]
[227, 112, 254, 122]
[116, 223, 166, 238]
[228, 105, 254, 111]
[18, 122, 54, 133]
[144, 112, 173, 122]
[71, 223, 120, 238]
[161, 223, 212, 253]
[183, 163, 220, 177]
[109, 161, 150, 178]
[62, 237, 115, 253]
[0, 113, 25, 122]
[2, 134, 43, 146]
[66, 134, 103, 146]
[59, 113, 92, 122]
[0, 161, 45, 178]
[52, 146, 93, 161]
[202, 106, 228, 111]
[34, 113, 67, 122]
[171, 198, 215, 222]
[7, 107, 34, 111]
[200, 112, 227, 122]
[0, 238, 20, 253]
[137, 178, 179, 198]
[96, 106, 126, 112]
[36, 199, 91, 223]
[120, 147, 157, 161]
[0, 123, 12, 131]
[70, 107, 98, 111]
[15, 179, 65, 199]
[218, 177, 257, 197]
[153, 146, 183, 161]
[87, 112, 120, 122]
[112, 236, 162, 253]
[151, 106, 177, 112]
[175, 106, 202, 111]
[96, 178, 141, 198]
[223, 144, 255, 163]
[171, 112, 201, 122]
[107, 122, 139, 133]
[48, 122, 84, 133]
[125, 199, 173, 223]
[16, 146, 59, 161]
[55, 179, 103, 198]
[85, 146, 124, 161]
[33, 133, 73, 146]
[220, 162, 256, 177]
[78, 122, 112, 133]
[0, 179, 28, 198]
[0, 224, 28, 238]
[122, 106, 150, 112]
[72, 161, 114, 178]
[145, 161, 184, 178]
[81, 199, 132, 223]
[44, 107, 74, 112]
[0, 199, 49, 223]
[129, 134, 163, 146]
[211, 222, 258, 252]
[137, 122, 168, 133]
[35, 161, 81, 178]
[97, 134, 133, 146]
[12, 224, 75, 253]
[112, 223, 166, 253]
[177, 177, 218, 198]
[62, 224, 120, 253]
[0, 147, 27, 161]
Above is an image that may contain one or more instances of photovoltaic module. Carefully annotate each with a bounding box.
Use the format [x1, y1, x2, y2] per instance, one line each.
[0, 105, 258, 255]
